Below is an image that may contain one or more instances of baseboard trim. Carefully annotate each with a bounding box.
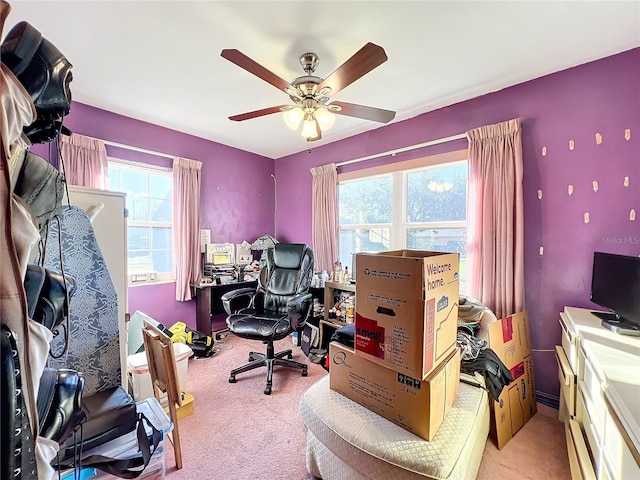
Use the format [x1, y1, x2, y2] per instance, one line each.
[536, 390, 559, 410]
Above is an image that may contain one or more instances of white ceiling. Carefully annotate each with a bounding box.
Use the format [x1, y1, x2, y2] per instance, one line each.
[4, 1, 639, 159]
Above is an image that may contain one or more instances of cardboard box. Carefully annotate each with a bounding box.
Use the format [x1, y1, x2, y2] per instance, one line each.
[166, 391, 195, 420]
[487, 311, 537, 449]
[354, 250, 459, 379]
[329, 341, 460, 441]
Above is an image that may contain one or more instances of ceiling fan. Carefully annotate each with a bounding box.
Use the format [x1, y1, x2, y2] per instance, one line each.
[221, 43, 396, 141]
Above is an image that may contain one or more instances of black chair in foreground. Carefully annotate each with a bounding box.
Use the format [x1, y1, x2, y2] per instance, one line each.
[221, 243, 314, 394]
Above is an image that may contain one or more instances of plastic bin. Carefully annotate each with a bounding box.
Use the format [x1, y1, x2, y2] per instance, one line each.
[59, 397, 171, 480]
[127, 343, 193, 402]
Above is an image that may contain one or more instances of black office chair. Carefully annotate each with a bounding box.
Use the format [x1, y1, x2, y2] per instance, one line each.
[221, 243, 314, 394]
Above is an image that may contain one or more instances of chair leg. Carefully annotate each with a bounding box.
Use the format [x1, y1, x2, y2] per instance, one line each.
[229, 354, 268, 382]
[274, 357, 308, 376]
[229, 341, 307, 394]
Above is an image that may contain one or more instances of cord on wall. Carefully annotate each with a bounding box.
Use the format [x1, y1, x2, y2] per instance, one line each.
[271, 174, 277, 238]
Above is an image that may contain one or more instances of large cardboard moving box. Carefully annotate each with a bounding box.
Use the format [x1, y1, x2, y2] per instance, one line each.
[488, 311, 537, 449]
[329, 341, 460, 441]
[355, 250, 459, 379]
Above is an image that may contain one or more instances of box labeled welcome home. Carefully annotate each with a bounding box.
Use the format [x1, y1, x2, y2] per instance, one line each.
[354, 250, 459, 379]
[329, 341, 460, 441]
[487, 311, 537, 449]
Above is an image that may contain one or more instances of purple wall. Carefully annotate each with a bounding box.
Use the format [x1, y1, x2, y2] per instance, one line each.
[34, 48, 637, 401]
[46, 103, 275, 330]
[276, 48, 640, 403]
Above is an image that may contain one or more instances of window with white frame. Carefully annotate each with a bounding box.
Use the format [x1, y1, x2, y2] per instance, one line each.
[107, 159, 174, 284]
[338, 152, 468, 287]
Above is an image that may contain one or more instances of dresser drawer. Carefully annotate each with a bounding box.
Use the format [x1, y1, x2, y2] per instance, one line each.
[566, 418, 597, 480]
[560, 312, 579, 372]
[600, 456, 615, 480]
[556, 345, 577, 418]
[578, 387, 602, 474]
[579, 346, 606, 419]
[602, 399, 640, 480]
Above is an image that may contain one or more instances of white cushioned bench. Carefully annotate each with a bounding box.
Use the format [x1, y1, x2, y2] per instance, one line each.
[299, 374, 489, 480]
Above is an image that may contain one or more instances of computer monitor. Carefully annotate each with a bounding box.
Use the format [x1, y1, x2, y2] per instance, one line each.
[590, 251, 640, 334]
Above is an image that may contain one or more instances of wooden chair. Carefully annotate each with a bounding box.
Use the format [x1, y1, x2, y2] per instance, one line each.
[141, 320, 183, 469]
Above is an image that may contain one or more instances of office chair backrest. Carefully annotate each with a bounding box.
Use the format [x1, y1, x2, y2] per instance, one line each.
[259, 243, 314, 314]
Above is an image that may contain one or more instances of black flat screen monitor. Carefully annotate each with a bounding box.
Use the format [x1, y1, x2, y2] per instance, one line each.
[590, 252, 640, 326]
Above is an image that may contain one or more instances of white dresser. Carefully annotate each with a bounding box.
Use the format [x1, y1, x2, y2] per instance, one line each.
[556, 306, 640, 480]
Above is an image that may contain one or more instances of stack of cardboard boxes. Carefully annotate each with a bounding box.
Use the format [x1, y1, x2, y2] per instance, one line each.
[487, 311, 537, 449]
[329, 250, 461, 441]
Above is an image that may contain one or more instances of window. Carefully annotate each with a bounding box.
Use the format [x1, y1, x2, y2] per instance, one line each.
[338, 151, 468, 287]
[108, 159, 174, 284]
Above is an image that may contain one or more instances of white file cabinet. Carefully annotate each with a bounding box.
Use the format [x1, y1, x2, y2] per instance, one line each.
[557, 307, 640, 480]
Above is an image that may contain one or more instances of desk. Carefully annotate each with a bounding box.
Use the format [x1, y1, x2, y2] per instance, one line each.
[191, 280, 257, 337]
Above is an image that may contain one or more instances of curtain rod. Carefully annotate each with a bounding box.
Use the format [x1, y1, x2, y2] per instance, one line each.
[82, 135, 175, 159]
[335, 133, 467, 167]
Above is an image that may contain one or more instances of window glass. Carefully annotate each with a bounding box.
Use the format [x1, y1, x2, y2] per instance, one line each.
[338, 158, 468, 288]
[122, 170, 149, 196]
[150, 174, 172, 199]
[406, 163, 467, 222]
[152, 227, 172, 249]
[128, 197, 150, 222]
[152, 250, 173, 274]
[108, 159, 174, 283]
[339, 228, 390, 268]
[339, 175, 392, 225]
[128, 226, 150, 251]
[128, 250, 152, 275]
[150, 198, 172, 222]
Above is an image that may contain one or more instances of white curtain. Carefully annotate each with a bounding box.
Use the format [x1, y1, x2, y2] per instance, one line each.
[59, 133, 108, 188]
[173, 157, 202, 302]
[310, 163, 338, 272]
[466, 118, 524, 318]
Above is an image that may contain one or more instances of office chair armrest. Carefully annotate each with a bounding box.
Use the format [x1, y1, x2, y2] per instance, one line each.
[221, 288, 255, 315]
[287, 293, 313, 331]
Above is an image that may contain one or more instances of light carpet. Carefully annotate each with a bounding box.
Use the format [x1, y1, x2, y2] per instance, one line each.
[162, 333, 570, 479]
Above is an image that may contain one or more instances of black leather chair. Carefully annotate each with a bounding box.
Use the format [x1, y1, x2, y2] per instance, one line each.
[221, 243, 314, 394]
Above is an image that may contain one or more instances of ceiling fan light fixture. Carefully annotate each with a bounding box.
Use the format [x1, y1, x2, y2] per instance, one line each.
[284, 86, 299, 98]
[283, 106, 305, 130]
[318, 86, 332, 97]
[301, 114, 319, 139]
[315, 107, 335, 130]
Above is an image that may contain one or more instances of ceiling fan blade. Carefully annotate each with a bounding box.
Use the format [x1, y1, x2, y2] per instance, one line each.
[331, 101, 396, 123]
[229, 105, 289, 122]
[318, 43, 388, 98]
[221, 49, 294, 93]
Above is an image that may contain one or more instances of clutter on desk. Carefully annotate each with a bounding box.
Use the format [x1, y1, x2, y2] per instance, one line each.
[201, 239, 263, 284]
[203, 260, 260, 284]
[251, 233, 278, 268]
[236, 240, 253, 265]
[204, 242, 235, 265]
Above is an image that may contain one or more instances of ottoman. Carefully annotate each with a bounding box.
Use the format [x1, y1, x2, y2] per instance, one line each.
[299, 374, 489, 480]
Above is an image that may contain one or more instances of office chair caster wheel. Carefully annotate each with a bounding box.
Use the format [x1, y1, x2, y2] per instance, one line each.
[229, 375, 236, 383]
[264, 385, 272, 395]
[302, 369, 308, 377]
